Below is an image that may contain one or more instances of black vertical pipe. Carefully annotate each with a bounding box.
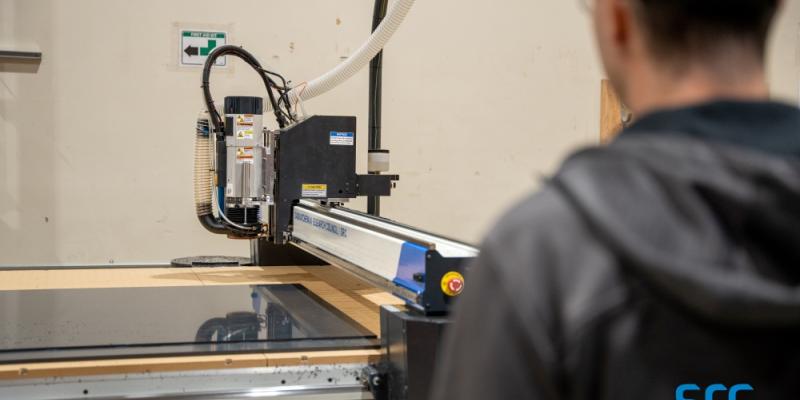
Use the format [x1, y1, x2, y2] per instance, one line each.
[367, 0, 388, 216]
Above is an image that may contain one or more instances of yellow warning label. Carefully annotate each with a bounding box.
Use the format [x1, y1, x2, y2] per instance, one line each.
[236, 147, 254, 163]
[236, 128, 254, 140]
[301, 184, 327, 198]
[236, 114, 254, 126]
[441, 271, 465, 297]
[302, 184, 326, 190]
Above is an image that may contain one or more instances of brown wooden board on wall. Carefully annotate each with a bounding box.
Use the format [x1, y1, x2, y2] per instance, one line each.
[600, 79, 626, 144]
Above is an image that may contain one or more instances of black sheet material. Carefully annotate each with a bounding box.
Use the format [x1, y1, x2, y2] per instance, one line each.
[0, 284, 376, 363]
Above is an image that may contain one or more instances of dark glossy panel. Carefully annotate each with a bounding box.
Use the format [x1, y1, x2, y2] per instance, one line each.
[0, 284, 376, 363]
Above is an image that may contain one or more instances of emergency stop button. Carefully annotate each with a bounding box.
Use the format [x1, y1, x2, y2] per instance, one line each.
[441, 271, 465, 297]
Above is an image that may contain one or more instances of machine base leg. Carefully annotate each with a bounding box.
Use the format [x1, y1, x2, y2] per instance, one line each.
[365, 305, 450, 400]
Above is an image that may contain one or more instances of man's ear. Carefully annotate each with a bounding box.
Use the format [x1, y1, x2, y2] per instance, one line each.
[611, 0, 633, 52]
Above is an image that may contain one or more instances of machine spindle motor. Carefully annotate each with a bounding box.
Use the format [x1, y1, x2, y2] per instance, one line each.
[220, 96, 272, 228]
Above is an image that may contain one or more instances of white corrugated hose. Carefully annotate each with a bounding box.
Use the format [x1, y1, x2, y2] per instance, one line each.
[267, 0, 416, 111]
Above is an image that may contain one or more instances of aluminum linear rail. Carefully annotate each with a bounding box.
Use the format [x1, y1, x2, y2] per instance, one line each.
[290, 200, 478, 314]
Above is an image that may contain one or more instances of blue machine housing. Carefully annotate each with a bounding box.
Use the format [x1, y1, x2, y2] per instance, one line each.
[392, 243, 472, 316]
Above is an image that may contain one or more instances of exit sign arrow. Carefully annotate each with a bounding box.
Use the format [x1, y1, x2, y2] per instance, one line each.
[180, 30, 227, 67]
[183, 41, 217, 57]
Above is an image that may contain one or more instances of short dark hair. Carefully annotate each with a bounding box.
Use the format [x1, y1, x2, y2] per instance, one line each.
[631, 0, 780, 60]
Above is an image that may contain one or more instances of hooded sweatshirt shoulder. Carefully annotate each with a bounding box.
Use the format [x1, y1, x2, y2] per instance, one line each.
[432, 101, 800, 400]
[557, 135, 800, 326]
[431, 184, 628, 400]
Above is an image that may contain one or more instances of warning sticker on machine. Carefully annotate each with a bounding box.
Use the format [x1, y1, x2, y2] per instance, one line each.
[301, 184, 328, 198]
[236, 128, 254, 140]
[329, 131, 354, 146]
[236, 115, 254, 126]
[236, 147, 254, 163]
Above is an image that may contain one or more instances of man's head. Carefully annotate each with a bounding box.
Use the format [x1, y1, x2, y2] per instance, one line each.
[591, 0, 781, 113]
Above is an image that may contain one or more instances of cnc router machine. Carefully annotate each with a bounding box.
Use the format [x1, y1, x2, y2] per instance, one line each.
[0, 1, 479, 399]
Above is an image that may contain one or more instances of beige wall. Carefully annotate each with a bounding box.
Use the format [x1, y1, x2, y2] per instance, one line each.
[1, 0, 798, 266]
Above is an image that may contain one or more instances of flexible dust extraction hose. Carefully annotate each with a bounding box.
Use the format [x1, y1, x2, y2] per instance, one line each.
[267, 0, 416, 110]
[194, 113, 228, 234]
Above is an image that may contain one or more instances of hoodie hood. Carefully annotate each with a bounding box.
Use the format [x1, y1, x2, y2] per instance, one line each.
[555, 128, 800, 327]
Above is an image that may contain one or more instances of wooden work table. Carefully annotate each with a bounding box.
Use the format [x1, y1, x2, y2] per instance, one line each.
[0, 265, 403, 380]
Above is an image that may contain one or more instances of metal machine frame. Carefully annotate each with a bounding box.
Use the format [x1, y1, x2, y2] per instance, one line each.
[189, 37, 480, 398]
[290, 201, 477, 315]
[0, 3, 478, 398]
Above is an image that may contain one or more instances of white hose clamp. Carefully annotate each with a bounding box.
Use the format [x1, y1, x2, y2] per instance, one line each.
[368, 149, 390, 173]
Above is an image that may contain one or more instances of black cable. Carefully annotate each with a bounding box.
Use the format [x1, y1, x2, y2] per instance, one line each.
[262, 68, 296, 122]
[367, 0, 388, 216]
[199, 45, 292, 237]
[198, 214, 229, 235]
[195, 317, 227, 342]
[201, 45, 287, 132]
[369, 0, 388, 150]
[262, 68, 289, 90]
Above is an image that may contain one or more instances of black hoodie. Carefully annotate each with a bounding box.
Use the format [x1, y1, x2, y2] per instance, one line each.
[431, 101, 800, 400]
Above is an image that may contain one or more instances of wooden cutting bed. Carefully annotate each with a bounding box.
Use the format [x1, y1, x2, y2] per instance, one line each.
[0, 265, 403, 380]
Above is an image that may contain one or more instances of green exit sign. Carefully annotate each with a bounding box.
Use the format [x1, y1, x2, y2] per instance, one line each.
[180, 30, 227, 66]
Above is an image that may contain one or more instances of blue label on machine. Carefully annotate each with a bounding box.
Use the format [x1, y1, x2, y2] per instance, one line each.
[329, 131, 354, 146]
[393, 242, 428, 295]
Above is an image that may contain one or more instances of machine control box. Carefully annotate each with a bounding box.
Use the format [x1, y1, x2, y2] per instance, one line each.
[272, 115, 397, 242]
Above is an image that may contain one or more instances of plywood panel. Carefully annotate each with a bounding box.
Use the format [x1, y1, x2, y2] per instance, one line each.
[265, 349, 381, 367]
[302, 280, 384, 335]
[0, 266, 359, 291]
[0, 350, 381, 380]
[0, 354, 267, 380]
[0, 268, 202, 291]
[192, 266, 311, 286]
[359, 291, 403, 307]
[301, 266, 406, 309]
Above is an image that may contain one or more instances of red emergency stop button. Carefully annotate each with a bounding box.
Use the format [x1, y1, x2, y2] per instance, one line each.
[441, 271, 465, 297]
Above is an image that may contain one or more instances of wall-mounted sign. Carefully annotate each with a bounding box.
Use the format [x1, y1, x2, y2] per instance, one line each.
[180, 30, 227, 67]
